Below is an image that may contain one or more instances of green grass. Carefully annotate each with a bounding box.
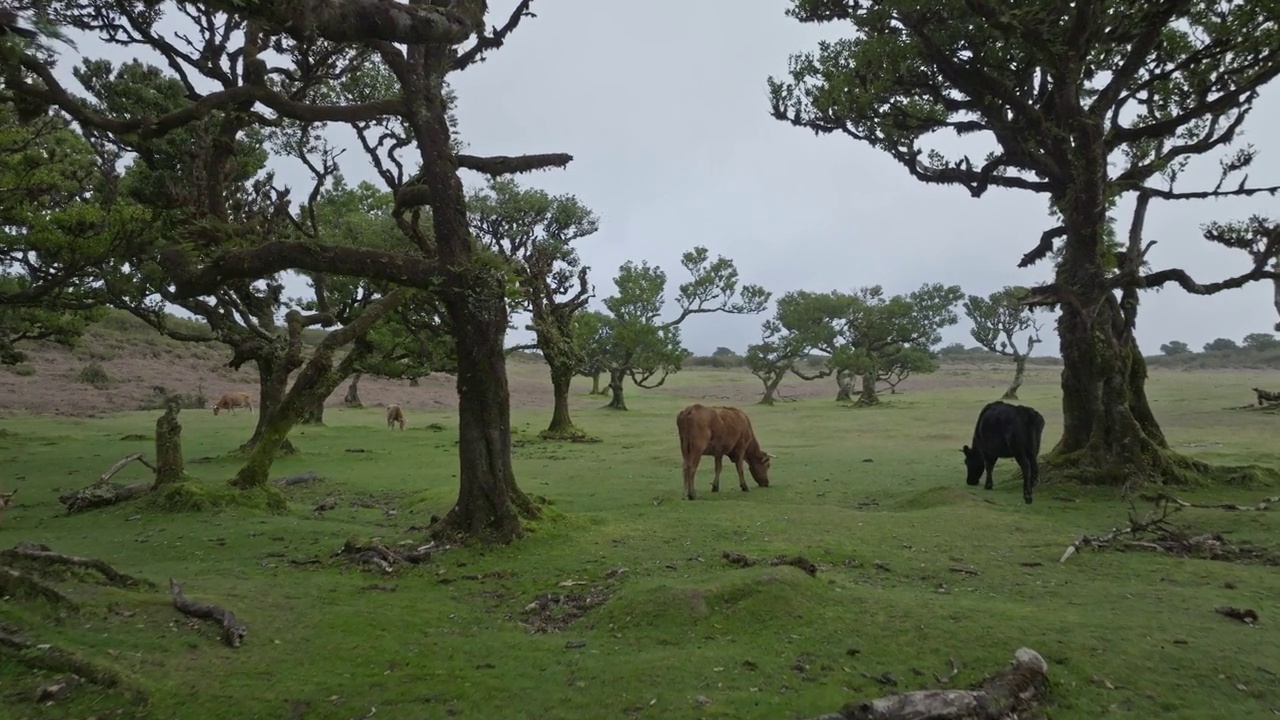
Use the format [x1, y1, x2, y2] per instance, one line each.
[3, 366, 1280, 719]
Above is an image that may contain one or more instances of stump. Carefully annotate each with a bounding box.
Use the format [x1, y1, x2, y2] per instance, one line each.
[154, 397, 185, 486]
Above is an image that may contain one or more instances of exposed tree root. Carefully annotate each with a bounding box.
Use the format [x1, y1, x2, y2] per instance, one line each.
[0, 566, 75, 606]
[0, 625, 147, 704]
[1041, 446, 1273, 489]
[721, 550, 819, 577]
[1, 542, 153, 589]
[801, 647, 1048, 720]
[1059, 497, 1280, 565]
[334, 538, 452, 574]
[169, 579, 247, 648]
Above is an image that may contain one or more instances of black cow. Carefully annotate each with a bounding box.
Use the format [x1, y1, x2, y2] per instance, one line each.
[960, 400, 1045, 505]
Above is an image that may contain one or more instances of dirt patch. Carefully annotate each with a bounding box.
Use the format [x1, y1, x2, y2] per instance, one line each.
[517, 587, 612, 633]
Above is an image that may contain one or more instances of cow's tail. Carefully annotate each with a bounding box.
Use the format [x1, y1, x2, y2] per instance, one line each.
[676, 411, 694, 461]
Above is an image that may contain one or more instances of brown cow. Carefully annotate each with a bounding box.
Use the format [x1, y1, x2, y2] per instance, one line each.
[676, 403, 775, 501]
[0, 489, 15, 526]
[212, 392, 253, 416]
[386, 403, 406, 430]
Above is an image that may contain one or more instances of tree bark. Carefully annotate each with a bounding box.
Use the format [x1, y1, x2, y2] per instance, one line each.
[1002, 355, 1027, 400]
[606, 369, 627, 410]
[759, 374, 783, 405]
[242, 355, 296, 455]
[855, 370, 879, 406]
[231, 296, 405, 490]
[543, 363, 577, 436]
[343, 372, 363, 407]
[299, 394, 325, 425]
[589, 371, 602, 395]
[835, 368, 855, 402]
[1045, 172, 1189, 486]
[154, 399, 184, 486]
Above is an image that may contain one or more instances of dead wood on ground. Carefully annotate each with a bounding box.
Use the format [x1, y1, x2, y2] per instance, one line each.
[58, 453, 157, 514]
[1059, 497, 1280, 565]
[276, 470, 320, 487]
[1, 542, 151, 588]
[800, 647, 1048, 720]
[334, 538, 451, 573]
[169, 579, 247, 648]
[1214, 605, 1259, 625]
[721, 550, 819, 577]
[1139, 491, 1278, 512]
[1252, 387, 1280, 406]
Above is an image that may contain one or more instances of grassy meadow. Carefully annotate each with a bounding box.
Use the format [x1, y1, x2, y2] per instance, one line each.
[3, 362, 1280, 719]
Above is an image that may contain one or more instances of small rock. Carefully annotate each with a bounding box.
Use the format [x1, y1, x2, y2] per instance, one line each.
[565, 640, 587, 649]
[694, 695, 712, 707]
[873, 560, 891, 572]
[604, 566, 628, 579]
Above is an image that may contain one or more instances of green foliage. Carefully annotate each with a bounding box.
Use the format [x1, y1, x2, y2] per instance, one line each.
[963, 287, 1043, 359]
[1160, 340, 1192, 356]
[1242, 333, 1280, 351]
[468, 176, 599, 373]
[1204, 338, 1240, 353]
[775, 283, 964, 389]
[75, 360, 109, 388]
[745, 318, 807, 401]
[597, 248, 770, 396]
[570, 310, 611, 379]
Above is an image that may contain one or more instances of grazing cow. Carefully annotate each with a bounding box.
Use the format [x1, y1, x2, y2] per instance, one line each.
[0, 489, 15, 526]
[212, 392, 253, 416]
[676, 403, 775, 501]
[386, 404, 406, 430]
[961, 400, 1045, 505]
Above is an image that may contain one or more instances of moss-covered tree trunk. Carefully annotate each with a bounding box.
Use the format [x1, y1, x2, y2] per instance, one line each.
[544, 363, 577, 436]
[431, 276, 537, 542]
[231, 298, 404, 490]
[1002, 355, 1027, 400]
[835, 368, 855, 402]
[606, 369, 627, 410]
[299, 395, 325, 425]
[1044, 157, 1186, 486]
[154, 399, 184, 486]
[343, 372, 363, 407]
[855, 370, 879, 406]
[243, 355, 295, 455]
[759, 373, 784, 405]
[589, 372, 602, 395]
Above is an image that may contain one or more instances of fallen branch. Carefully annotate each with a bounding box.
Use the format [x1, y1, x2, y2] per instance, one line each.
[169, 579, 247, 648]
[1214, 605, 1259, 625]
[1140, 491, 1279, 512]
[801, 648, 1048, 720]
[334, 538, 451, 573]
[57, 453, 159, 514]
[96, 453, 155, 485]
[932, 657, 960, 685]
[1060, 498, 1280, 564]
[1, 542, 151, 588]
[0, 567, 75, 606]
[1253, 387, 1280, 406]
[722, 550, 819, 577]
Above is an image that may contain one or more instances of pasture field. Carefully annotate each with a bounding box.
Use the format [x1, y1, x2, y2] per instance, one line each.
[3, 362, 1280, 719]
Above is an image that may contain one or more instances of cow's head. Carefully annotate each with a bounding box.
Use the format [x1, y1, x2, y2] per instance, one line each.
[747, 449, 774, 487]
[961, 445, 983, 485]
[211, 404, 221, 415]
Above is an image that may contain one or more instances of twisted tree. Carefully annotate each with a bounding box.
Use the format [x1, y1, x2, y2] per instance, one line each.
[771, 0, 1280, 484]
[964, 286, 1044, 400]
[468, 177, 600, 439]
[2, 0, 573, 542]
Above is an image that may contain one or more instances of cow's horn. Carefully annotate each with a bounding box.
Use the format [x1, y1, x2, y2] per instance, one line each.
[766, 452, 778, 458]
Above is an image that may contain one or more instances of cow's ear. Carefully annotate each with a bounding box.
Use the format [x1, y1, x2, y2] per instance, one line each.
[961, 445, 970, 454]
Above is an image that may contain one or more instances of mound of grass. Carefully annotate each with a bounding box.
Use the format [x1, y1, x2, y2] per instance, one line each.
[146, 481, 287, 514]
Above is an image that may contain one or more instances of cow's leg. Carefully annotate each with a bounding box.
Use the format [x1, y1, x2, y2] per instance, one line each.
[712, 455, 723, 493]
[1016, 454, 1035, 505]
[684, 455, 701, 500]
[733, 455, 749, 492]
[983, 459, 996, 490]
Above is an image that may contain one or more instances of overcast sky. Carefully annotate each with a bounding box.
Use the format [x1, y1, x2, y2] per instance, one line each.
[48, 0, 1280, 357]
